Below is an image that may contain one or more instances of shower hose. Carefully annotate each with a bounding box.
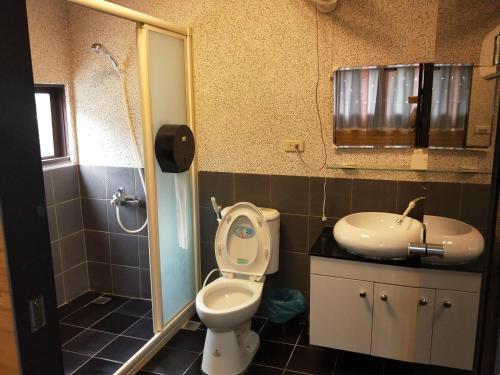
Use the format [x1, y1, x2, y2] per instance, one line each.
[115, 67, 148, 234]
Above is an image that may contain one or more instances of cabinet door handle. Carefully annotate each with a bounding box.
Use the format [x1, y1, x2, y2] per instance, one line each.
[380, 294, 387, 301]
[443, 300, 452, 308]
[359, 291, 366, 298]
[419, 298, 428, 306]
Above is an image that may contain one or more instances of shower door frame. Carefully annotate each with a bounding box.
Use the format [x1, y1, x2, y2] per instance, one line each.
[66, 1, 201, 374]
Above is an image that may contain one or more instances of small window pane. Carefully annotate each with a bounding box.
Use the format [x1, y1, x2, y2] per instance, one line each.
[35, 92, 55, 158]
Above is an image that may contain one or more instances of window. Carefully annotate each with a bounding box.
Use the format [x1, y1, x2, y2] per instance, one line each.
[34, 85, 68, 159]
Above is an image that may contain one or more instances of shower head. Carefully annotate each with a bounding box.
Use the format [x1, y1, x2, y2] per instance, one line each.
[91, 43, 120, 71]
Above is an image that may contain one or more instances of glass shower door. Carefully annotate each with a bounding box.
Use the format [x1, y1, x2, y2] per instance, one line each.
[137, 24, 199, 330]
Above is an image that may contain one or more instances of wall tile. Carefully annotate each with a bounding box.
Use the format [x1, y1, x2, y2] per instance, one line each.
[280, 214, 308, 253]
[85, 230, 110, 263]
[56, 198, 83, 238]
[51, 241, 62, 275]
[60, 231, 86, 271]
[396, 181, 426, 220]
[110, 233, 139, 267]
[135, 168, 146, 199]
[200, 206, 218, 242]
[309, 177, 351, 218]
[47, 205, 58, 241]
[460, 184, 491, 229]
[276, 252, 309, 292]
[52, 165, 80, 204]
[112, 265, 140, 298]
[201, 242, 217, 281]
[106, 167, 135, 197]
[82, 198, 108, 231]
[108, 204, 137, 234]
[137, 206, 148, 236]
[43, 169, 54, 206]
[139, 236, 150, 269]
[352, 179, 397, 213]
[63, 263, 89, 302]
[54, 274, 65, 306]
[140, 269, 151, 299]
[199, 171, 234, 208]
[308, 216, 338, 249]
[88, 262, 112, 294]
[425, 182, 461, 219]
[79, 165, 106, 199]
[234, 173, 270, 207]
[271, 175, 309, 214]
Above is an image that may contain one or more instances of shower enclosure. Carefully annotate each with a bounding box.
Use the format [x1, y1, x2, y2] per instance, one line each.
[66, 1, 200, 373]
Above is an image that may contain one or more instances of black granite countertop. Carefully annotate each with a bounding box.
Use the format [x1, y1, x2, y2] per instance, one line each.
[310, 226, 483, 274]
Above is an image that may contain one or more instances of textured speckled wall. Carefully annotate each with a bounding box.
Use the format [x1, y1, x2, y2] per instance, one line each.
[36, 0, 498, 183]
[27, 0, 79, 163]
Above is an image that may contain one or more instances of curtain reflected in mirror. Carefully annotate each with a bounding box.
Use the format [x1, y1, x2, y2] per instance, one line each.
[334, 65, 419, 147]
[430, 64, 472, 148]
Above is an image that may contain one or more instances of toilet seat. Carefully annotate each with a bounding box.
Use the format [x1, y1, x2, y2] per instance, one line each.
[214, 202, 271, 281]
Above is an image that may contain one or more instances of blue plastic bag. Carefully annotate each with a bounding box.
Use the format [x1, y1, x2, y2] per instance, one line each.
[263, 288, 306, 324]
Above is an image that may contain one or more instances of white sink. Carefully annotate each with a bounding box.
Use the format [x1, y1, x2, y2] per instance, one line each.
[333, 212, 422, 259]
[422, 215, 484, 265]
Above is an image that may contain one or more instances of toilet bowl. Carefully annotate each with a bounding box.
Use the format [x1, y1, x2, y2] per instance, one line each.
[195, 202, 279, 375]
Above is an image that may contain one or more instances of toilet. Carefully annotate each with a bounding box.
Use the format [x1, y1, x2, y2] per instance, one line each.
[196, 202, 280, 375]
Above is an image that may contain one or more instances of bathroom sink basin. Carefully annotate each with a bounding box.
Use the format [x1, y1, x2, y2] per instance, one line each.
[422, 215, 484, 265]
[333, 212, 422, 259]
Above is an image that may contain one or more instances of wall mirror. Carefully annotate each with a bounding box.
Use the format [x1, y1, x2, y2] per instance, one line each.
[333, 0, 500, 149]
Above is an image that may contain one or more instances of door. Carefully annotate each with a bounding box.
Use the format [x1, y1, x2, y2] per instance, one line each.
[137, 24, 200, 330]
[431, 289, 480, 370]
[371, 283, 435, 363]
[310, 275, 373, 354]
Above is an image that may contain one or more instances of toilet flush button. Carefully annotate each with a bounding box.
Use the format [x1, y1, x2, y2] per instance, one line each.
[213, 349, 221, 357]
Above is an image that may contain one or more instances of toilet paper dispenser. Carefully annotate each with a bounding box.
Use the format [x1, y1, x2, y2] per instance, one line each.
[155, 124, 195, 173]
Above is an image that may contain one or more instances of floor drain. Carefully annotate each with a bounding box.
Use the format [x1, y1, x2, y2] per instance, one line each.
[92, 296, 112, 305]
[182, 320, 202, 331]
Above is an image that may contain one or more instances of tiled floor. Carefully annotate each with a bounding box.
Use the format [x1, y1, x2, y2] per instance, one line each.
[59, 292, 153, 375]
[59, 292, 471, 375]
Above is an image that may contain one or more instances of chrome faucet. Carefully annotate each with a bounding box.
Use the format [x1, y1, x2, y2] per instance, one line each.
[111, 187, 145, 207]
[396, 196, 426, 223]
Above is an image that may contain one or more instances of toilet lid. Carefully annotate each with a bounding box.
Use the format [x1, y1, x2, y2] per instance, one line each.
[214, 202, 271, 280]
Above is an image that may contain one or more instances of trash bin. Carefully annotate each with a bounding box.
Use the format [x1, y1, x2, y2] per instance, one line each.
[262, 288, 306, 324]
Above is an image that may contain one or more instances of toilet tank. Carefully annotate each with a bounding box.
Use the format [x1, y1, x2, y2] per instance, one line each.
[221, 205, 280, 274]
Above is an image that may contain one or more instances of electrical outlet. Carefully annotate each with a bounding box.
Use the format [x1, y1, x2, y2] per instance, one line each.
[474, 126, 491, 135]
[283, 139, 305, 152]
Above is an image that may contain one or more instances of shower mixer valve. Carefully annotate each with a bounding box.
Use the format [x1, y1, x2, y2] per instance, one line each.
[111, 187, 145, 207]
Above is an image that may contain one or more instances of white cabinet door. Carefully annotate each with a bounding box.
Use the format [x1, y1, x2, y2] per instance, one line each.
[371, 283, 435, 363]
[310, 275, 373, 354]
[431, 290, 480, 370]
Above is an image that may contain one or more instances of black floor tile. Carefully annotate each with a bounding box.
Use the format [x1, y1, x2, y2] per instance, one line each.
[166, 328, 206, 353]
[286, 345, 337, 375]
[184, 354, 202, 375]
[142, 346, 199, 374]
[384, 359, 415, 375]
[335, 351, 384, 375]
[115, 299, 152, 317]
[144, 310, 153, 318]
[73, 357, 122, 375]
[61, 296, 129, 328]
[408, 362, 472, 375]
[60, 323, 84, 345]
[251, 317, 267, 333]
[91, 312, 139, 334]
[247, 364, 284, 374]
[62, 350, 90, 374]
[58, 291, 101, 319]
[63, 329, 117, 356]
[253, 340, 294, 368]
[260, 317, 303, 344]
[95, 336, 147, 363]
[123, 317, 154, 340]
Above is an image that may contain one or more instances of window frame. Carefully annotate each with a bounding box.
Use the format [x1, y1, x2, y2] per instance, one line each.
[34, 84, 68, 160]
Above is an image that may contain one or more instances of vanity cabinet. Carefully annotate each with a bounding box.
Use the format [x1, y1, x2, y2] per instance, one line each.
[371, 284, 434, 364]
[310, 257, 481, 370]
[310, 275, 373, 354]
[431, 290, 480, 370]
